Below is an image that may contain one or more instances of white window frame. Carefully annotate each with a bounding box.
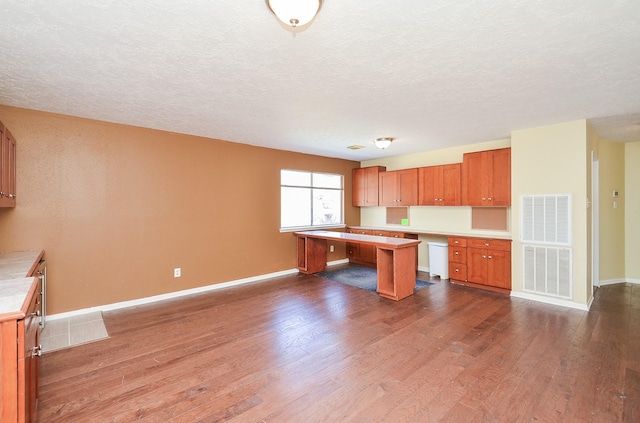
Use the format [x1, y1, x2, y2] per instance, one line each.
[279, 169, 345, 232]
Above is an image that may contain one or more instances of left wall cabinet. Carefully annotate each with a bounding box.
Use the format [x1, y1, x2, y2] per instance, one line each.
[0, 120, 17, 207]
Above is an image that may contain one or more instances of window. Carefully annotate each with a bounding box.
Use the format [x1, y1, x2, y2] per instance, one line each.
[280, 170, 344, 231]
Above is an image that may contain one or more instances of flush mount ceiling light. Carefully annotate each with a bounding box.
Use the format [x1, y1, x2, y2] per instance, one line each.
[266, 0, 323, 28]
[374, 137, 394, 149]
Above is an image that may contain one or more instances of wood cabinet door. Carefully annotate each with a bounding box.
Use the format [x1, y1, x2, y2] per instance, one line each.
[397, 168, 418, 206]
[441, 163, 461, 206]
[462, 151, 486, 206]
[487, 249, 511, 289]
[418, 166, 437, 205]
[489, 148, 511, 206]
[378, 171, 397, 206]
[352, 168, 365, 207]
[467, 248, 488, 284]
[352, 167, 384, 207]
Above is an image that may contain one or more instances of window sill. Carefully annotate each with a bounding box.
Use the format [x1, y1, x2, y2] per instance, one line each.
[280, 224, 346, 233]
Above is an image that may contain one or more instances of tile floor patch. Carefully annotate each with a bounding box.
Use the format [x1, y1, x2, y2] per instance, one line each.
[40, 312, 109, 353]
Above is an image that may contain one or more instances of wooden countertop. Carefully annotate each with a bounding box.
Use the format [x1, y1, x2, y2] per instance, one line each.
[294, 230, 421, 249]
[0, 250, 44, 321]
[346, 226, 512, 240]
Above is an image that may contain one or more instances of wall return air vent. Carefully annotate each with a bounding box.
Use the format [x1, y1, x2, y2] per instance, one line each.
[521, 194, 572, 299]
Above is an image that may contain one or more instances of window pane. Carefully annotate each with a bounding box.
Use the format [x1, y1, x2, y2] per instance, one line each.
[281, 187, 311, 227]
[313, 173, 342, 189]
[312, 188, 341, 225]
[281, 170, 311, 187]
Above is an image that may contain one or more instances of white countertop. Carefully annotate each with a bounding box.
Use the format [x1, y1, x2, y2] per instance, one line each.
[0, 250, 43, 321]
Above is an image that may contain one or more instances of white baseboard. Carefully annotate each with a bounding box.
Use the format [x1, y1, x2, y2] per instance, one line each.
[510, 291, 590, 311]
[418, 265, 429, 273]
[598, 278, 628, 286]
[627, 278, 640, 285]
[47, 259, 350, 321]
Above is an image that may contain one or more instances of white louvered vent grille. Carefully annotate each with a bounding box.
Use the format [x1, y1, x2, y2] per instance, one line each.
[521, 195, 570, 244]
[521, 194, 572, 298]
[523, 245, 572, 298]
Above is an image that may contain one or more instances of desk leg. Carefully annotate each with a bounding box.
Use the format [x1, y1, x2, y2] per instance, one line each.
[376, 246, 417, 301]
[296, 236, 327, 274]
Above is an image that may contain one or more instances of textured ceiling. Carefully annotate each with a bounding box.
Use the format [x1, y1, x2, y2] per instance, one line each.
[1, 0, 639, 160]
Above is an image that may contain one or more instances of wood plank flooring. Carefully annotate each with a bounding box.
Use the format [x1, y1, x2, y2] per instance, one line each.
[36, 269, 640, 422]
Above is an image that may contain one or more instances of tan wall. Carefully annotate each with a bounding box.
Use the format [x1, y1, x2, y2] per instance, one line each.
[0, 106, 360, 314]
[511, 120, 590, 304]
[598, 141, 626, 282]
[626, 142, 640, 282]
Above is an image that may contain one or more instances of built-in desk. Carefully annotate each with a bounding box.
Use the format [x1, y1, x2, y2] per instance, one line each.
[293, 230, 421, 301]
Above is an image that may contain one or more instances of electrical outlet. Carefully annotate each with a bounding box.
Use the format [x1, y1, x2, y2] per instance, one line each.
[174, 268, 181, 278]
[330, 245, 335, 253]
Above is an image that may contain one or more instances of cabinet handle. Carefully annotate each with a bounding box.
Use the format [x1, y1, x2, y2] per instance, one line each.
[485, 243, 489, 246]
[8, 194, 15, 199]
[482, 255, 487, 259]
[0, 191, 4, 196]
[482, 197, 486, 200]
[454, 241, 459, 244]
[31, 344, 42, 357]
[488, 255, 493, 259]
[434, 198, 437, 202]
[31, 310, 41, 317]
[455, 269, 460, 272]
[488, 197, 492, 201]
[454, 252, 459, 256]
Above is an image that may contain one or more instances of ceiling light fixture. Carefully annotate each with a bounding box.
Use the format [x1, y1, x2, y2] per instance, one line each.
[266, 0, 323, 28]
[374, 137, 394, 149]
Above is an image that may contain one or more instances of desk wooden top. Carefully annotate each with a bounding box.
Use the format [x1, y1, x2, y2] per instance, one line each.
[294, 230, 421, 250]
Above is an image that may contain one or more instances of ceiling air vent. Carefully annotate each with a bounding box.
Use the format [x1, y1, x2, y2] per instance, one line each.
[347, 145, 365, 150]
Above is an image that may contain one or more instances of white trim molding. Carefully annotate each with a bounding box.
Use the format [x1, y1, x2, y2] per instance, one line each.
[510, 291, 590, 311]
[48, 259, 350, 321]
[598, 278, 629, 286]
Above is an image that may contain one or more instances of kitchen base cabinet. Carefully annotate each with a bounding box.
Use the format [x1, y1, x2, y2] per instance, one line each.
[346, 228, 413, 267]
[1, 279, 41, 423]
[448, 237, 467, 282]
[448, 236, 512, 294]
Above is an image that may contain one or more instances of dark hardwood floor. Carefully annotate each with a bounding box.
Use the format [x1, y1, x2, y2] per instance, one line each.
[36, 268, 640, 422]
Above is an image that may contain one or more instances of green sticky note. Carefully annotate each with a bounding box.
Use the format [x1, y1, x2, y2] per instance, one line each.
[401, 219, 409, 225]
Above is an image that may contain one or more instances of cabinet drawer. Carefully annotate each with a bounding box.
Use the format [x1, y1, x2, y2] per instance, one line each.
[448, 237, 467, 247]
[449, 247, 467, 264]
[467, 238, 511, 251]
[449, 263, 467, 281]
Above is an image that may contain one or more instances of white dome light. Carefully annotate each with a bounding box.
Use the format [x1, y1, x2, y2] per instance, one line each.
[266, 0, 322, 28]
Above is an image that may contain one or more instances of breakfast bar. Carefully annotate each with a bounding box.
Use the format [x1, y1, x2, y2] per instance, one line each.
[294, 230, 421, 301]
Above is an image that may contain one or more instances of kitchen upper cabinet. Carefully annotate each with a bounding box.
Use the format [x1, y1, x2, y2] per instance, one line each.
[418, 164, 461, 206]
[379, 168, 418, 206]
[0, 121, 17, 208]
[352, 166, 385, 207]
[462, 148, 510, 206]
